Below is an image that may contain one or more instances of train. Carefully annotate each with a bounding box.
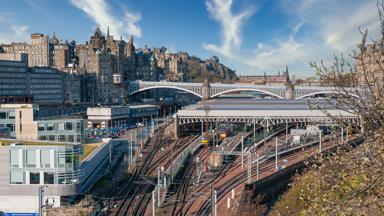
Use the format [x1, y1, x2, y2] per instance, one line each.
[201, 134, 213, 146]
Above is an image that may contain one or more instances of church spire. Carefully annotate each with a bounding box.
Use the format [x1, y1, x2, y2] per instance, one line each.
[285, 65, 290, 82]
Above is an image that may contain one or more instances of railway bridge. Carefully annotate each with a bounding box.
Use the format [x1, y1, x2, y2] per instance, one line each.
[128, 80, 359, 100]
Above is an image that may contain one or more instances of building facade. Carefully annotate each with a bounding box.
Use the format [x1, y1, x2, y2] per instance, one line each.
[86, 105, 159, 129]
[238, 68, 291, 85]
[0, 59, 81, 105]
[0, 104, 84, 143]
[0, 141, 82, 213]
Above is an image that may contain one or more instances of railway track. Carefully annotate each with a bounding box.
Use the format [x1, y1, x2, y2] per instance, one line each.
[111, 126, 167, 216]
[132, 136, 199, 216]
[194, 137, 343, 215]
[169, 146, 209, 216]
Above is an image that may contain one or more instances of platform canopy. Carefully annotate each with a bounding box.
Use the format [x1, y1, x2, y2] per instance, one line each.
[174, 99, 358, 125]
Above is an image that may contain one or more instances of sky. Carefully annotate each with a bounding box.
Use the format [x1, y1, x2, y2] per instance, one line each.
[0, 0, 381, 78]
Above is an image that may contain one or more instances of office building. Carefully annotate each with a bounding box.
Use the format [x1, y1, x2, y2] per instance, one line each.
[0, 140, 82, 213]
[0, 104, 84, 143]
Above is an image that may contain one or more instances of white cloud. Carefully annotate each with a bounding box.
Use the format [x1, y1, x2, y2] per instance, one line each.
[0, 17, 29, 43]
[246, 0, 380, 75]
[70, 0, 141, 38]
[11, 25, 29, 36]
[319, 2, 379, 51]
[249, 37, 309, 69]
[203, 0, 381, 77]
[202, 0, 254, 58]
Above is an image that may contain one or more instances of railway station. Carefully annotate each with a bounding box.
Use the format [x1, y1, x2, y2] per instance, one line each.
[174, 98, 358, 138]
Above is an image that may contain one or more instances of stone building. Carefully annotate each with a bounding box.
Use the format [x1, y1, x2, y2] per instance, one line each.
[0, 42, 29, 55]
[135, 47, 160, 81]
[155, 49, 187, 81]
[29, 33, 50, 67]
[76, 28, 126, 104]
[238, 68, 290, 85]
[2, 33, 76, 70]
[356, 43, 384, 87]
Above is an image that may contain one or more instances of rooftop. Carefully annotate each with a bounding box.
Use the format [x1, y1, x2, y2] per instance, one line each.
[177, 98, 357, 118]
[0, 139, 73, 146]
[129, 104, 159, 109]
[186, 98, 340, 110]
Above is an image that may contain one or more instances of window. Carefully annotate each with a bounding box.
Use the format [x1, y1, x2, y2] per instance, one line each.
[7, 124, 14, 132]
[8, 111, 15, 119]
[58, 156, 65, 168]
[46, 123, 54, 131]
[58, 135, 66, 142]
[48, 135, 55, 141]
[58, 123, 65, 130]
[65, 122, 73, 130]
[39, 135, 47, 141]
[40, 150, 50, 168]
[65, 155, 73, 170]
[0, 112, 6, 119]
[44, 172, 54, 184]
[38, 123, 45, 131]
[10, 171, 24, 184]
[26, 150, 36, 168]
[10, 150, 19, 168]
[30, 172, 40, 184]
[68, 135, 74, 142]
[76, 122, 82, 131]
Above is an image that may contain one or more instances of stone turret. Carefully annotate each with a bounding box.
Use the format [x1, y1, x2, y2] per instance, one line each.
[202, 78, 211, 100]
[285, 66, 295, 99]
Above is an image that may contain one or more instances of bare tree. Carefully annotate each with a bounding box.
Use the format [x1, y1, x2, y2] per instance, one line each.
[271, 1, 384, 215]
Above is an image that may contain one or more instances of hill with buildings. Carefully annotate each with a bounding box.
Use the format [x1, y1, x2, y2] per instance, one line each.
[0, 28, 237, 104]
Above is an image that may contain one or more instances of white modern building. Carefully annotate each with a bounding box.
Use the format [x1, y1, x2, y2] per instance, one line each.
[0, 140, 82, 214]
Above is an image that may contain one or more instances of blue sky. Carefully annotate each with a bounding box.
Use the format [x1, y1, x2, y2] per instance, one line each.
[0, 0, 381, 78]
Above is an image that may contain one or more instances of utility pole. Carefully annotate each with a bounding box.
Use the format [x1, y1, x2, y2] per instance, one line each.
[109, 141, 112, 175]
[214, 190, 217, 216]
[152, 191, 156, 216]
[38, 186, 44, 216]
[211, 185, 214, 216]
[157, 166, 161, 207]
[248, 152, 252, 184]
[241, 135, 244, 169]
[253, 117, 256, 142]
[256, 153, 259, 180]
[141, 125, 144, 149]
[346, 126, 349, 142]
[285, 122, 288, 144]
[263, 126, 266, 146]
[319, 130, 322, 153]
[130, 131, 133, 164]
[275, 137, 278, 171]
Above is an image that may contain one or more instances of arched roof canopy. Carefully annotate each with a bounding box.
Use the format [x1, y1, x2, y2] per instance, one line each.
[129, 86, 203, 98]
[295, 91, 360, 100]
[210, 88, 285, 99]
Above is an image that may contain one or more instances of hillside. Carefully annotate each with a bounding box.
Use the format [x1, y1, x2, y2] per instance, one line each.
[184, 56, 237, 82]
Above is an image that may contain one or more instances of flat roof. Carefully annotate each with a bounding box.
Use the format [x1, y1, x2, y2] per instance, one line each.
[184, 98, 343, 110]
[129, 104, 159, 109]
[0, 139, 74, 146]
[177, 98, 357, 118]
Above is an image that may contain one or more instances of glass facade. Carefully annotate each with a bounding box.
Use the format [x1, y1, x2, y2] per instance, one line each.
[37, 119, 84, 143]
[9, 144, 82, 186]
